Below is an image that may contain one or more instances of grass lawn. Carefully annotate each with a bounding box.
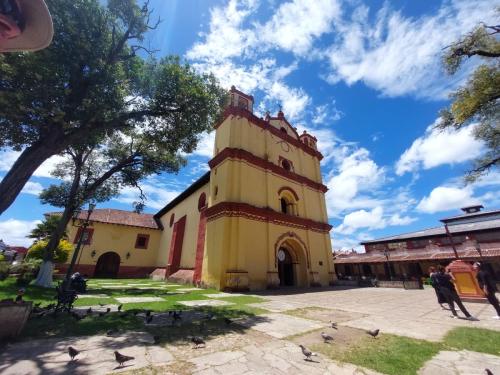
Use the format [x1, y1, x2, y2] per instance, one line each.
[443, 327, 500, 356]
[0, 277, 269, 341]
[313, 333, 442, 375]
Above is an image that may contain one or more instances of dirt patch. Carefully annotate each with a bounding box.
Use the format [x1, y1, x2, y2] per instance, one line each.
[288, 324, 368, 352]
[284, 306, 366, 324]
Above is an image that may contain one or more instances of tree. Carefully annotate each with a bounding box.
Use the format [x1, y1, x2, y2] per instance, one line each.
[439, 22, 500, 182]
[0, 0, 226, 214]
[34, 122, 195, 286]
[27, 239, 73, 264]
[28, 215, 68, 241]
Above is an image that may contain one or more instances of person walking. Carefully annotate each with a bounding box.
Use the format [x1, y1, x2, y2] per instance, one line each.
[428, 266, 447, 309]
[431, 265, 477, 320]
[473, 262, 500, 319]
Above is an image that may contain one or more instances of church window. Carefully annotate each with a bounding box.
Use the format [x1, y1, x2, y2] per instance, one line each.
[198, 192, 207, 211]
[281, 159, 291, 171]
[214, 186, 218, 198]
[280, 127, 287, 134]
[280, 198, 289, 214]
[169, 213, 175, 227]
[135, 234, 150, 249]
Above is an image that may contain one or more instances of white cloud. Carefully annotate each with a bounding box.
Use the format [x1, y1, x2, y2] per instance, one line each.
[258, 0, 341, 56]
[114, 183, 181, 211]
[416, 186, 480, 213]
[336, 206, 386, 234]
[324, 0, 496, 98]
[0, 219, 40, 247]
[325, 147, 386, 216]
[193, 131, 215, 159]
[388, 213, 417, 226]
[21, 182, 44, 196]
[396, 122, 484, 175]
[0, 149, 67, 178]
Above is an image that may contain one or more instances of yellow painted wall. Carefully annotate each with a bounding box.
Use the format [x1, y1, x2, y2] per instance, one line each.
[155, 183, 210, 269]
[211, 159, 328, 223]
[64, 222, 161, 268]
[202, 215, 334, 291]
[215, 116, 322, 183]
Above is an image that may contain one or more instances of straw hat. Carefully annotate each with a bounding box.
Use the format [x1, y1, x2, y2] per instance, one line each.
[1, 0, 53, 52]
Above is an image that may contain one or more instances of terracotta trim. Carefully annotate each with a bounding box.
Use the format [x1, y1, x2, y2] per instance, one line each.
[278, 186, 300, 201]
[209, 148, 328, 193]
[205, 202, 332, 233]
[214, 107, 323, 160]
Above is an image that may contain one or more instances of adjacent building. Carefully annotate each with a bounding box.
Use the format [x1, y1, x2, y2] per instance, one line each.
[335, 205, 500, 280]
[56, 87, 336, 291]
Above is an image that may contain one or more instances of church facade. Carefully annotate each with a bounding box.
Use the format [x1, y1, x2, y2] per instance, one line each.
[59, 87, 336, 291]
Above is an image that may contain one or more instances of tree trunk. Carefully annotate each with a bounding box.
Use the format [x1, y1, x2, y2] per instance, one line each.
[0, 142, 59, 215]
[34, 261, 55, 288]
[34, 153, 83, 287]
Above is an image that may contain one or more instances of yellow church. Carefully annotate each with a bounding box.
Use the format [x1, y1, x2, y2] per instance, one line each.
[58, 87, 336, 291]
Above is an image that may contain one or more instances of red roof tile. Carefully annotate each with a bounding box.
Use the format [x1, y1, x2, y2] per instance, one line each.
[48, 209, 159, 230]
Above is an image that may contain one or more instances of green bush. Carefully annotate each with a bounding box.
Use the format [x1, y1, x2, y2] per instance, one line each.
[26, 240, 73, 264]
[0, 261, 9, 280]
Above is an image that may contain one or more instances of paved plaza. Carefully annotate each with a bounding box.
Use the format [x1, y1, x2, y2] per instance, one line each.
[1, 286, 499, 374]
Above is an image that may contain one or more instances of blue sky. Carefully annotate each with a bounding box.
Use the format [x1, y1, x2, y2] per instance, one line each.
[1, 0, 499, 248]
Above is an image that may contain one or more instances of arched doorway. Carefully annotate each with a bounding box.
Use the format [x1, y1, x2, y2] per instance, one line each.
[277, 247, 294, 286]
[94, 252, 120, 278]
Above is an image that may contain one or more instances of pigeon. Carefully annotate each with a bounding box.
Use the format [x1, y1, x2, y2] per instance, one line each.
[106, 307, 111, 313]
[146, 315, 153, 324]
[367, 329, 380, 338]
[191, 336, 206, 348]
[485, 369, 494, 375]
[106, 329, 118, 336]
[299, 345, 312, 361]
[117, 304, 123, 312]
[68, 346, 79, 360]
[330, 321, 338, 329]
[321, 332, 334, 343]
[86, 307, 92, 314]
[114, 351, 134, 367]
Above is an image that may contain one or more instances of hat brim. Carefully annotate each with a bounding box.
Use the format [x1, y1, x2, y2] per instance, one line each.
[1, 0, 53, 52]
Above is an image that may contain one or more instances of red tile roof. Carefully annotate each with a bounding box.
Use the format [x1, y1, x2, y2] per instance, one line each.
[48, 209, 160, 230]
[335, 245, 500, 264]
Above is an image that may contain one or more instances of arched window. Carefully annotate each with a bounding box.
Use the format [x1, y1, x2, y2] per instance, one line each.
[169, 213, 175, 227]
[198, 192, 206, 211]
[280, 197, 289, 214]
[280, 127, 287, 134]
[281, 159, 291, 171]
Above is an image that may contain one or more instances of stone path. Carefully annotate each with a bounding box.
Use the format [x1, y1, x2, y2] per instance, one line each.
[115, 297, 165, 303]
[418, 350, 500, 375]
[237, 313, 324, 338]
[188, 340, 383, 375]
[254, 287, 500, 341]
[0, 332, 172, 375]
[179, 300, 234, 307]
[203, 293, 245, 298]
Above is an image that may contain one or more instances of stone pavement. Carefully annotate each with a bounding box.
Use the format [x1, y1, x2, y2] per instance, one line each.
[418, 350, 500, 375]
[1, 287, 500, 374]
[253, 286, 500, 341]
[0, 332, 172, 375]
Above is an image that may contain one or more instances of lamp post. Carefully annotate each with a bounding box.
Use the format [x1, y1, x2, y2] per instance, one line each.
[63, 202, 95, 290]
[383, 248, 393, 281]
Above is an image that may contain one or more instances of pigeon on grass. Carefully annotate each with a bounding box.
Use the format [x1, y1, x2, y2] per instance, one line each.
[114, 351, 134, 367]
[366, 329, 380, 338]
[321, 332, 334, 343]
[329, 321, 338, 329]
